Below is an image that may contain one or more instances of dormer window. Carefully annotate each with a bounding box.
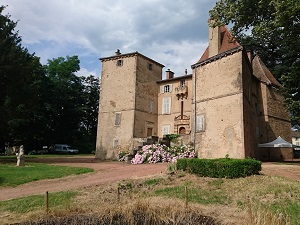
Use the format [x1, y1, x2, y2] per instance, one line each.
[117, 59, 123, 67]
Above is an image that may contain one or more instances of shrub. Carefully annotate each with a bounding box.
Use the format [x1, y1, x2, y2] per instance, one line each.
[116, 150, 129, 161]
[165, 134, 180, 143]
[176, 157, 261, 178]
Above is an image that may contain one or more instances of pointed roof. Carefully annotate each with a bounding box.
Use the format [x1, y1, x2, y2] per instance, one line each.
[252, 55, 281, 87]
[198, 26, 240, 62]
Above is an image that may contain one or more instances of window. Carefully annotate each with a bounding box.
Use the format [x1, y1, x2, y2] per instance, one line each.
[256, 127, 260, 138]
[149, 100, 154, 113]
[180, 80, 185, 87]
[113, 139, 119, 148]
[196, 114, 205, 132]
[164, 85, 170, 93]
[161, 84, 172, 93]
[162, 125, 170, 135]
[116, 59, 123, 66]
[162, 97, 171, 114]
[115, 113, 121, 126]
[147, 63, 153, 71]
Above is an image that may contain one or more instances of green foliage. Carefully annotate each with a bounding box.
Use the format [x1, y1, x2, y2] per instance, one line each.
[165, 134, 180, 142]
[0, 6, 46, 147]
[0, 163, 94, 187]
[0, 191, 77, 213]
[0, 7, 100, 151]
[176, 158, 261, 178]
[144, 178, 163, 186]
[210, 0, 300, 124]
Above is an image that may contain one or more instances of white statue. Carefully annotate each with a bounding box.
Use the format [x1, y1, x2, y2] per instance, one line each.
[16, 145, 25, 166]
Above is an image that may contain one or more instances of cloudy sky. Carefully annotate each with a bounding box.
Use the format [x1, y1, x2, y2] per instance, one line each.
[2, 0, 217, 78]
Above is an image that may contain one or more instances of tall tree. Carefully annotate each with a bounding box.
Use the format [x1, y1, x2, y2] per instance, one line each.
[0, 6, 45, 149]
[44, 56, 85, 145]
[210, 0, 300, 124]
[70, 75, 100, 152]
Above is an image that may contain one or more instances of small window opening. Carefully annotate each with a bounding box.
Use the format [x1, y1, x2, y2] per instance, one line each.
[117, 59, 123, 67]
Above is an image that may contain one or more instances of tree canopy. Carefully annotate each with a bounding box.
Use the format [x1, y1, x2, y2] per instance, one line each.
[0, 6, 99, 152]
[210, 0, 300, 124]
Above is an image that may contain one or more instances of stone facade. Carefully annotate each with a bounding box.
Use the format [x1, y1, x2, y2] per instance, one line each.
[95, 24, 292, 161]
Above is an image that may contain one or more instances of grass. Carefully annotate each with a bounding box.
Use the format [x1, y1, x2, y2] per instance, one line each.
[1, 165, 300, 224]
[155, 186, 230, 205]
[0, 154, 92, 159]
[0, 191, 77, 213]
[0, 163, 94, 187]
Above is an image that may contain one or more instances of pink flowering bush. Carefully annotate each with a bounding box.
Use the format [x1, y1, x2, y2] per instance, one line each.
[131, 144, 196, 164]
[116, 150, 129, 161]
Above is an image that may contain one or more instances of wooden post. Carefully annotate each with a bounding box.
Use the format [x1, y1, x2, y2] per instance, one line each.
[185, 186, 188, 209]
[117, 187, 120, 202]
[45, 191, 49, 213]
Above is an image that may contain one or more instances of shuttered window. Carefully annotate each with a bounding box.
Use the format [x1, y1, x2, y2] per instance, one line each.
[161, 84, 172, 93]
[162, 125, 170, 135]
[115, 113, 121, 126]
[162, 97, 171, 114]
[196, 114, 205, 132]
[149, 100, 154, 113]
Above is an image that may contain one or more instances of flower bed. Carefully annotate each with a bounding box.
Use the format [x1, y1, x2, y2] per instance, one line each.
[117, 144, 196, 164]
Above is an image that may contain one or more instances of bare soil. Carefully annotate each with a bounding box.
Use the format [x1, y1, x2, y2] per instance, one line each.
[1, 156, 300, 201]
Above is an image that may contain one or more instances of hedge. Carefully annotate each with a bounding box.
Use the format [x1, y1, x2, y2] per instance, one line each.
[176, 158, 261, 178]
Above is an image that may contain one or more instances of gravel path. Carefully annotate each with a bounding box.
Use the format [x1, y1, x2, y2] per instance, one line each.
[0, 158, 168, 201]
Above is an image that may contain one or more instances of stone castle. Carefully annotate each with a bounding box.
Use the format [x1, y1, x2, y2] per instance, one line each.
[95, 22, 292, 161]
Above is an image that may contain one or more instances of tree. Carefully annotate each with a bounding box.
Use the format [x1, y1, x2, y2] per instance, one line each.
[210, 0, 300, 124]
[0, 6, 46, 149]
[77, 75, 100, 152]
[0, 6, 100, 152]
[43, 56, 85, 145]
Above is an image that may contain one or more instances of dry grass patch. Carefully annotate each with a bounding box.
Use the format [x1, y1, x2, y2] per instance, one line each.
[2, 171, 299, 224]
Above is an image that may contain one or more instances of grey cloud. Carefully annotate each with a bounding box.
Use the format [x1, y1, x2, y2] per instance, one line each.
[2, 0, 216, 76]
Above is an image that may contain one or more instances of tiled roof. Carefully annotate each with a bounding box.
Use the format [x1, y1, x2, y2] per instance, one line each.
[252, 55, 281, 87]
[292, 131, 300, 138]
[198, 26, 240, 62]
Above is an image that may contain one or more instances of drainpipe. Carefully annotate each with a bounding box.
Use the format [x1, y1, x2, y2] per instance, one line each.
[193, 67, 197, 149]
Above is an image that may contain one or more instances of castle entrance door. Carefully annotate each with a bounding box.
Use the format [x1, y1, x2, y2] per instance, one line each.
[147, 128, 153, 137]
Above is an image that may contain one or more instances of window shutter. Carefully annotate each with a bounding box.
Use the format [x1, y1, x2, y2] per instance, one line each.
[149, 100, 154, 113]
[163, 97, 171, 114]
[163, 125, 170, 135]
[196, 114, 204, 131]
[160, 86, 164, 93]
[115, 113, 121, 126]
[169, 84, 173, 93]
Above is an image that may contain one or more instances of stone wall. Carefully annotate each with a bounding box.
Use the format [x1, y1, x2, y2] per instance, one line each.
[193, 51, 245, 159]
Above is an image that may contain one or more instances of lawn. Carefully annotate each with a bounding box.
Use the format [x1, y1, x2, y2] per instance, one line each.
[0, 163, 94, 187]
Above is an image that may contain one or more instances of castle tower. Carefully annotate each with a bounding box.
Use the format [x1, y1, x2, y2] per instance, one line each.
[95, 50, 164, 159]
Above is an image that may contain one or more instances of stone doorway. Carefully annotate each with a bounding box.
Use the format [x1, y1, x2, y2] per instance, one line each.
[147, 128, 153, 137]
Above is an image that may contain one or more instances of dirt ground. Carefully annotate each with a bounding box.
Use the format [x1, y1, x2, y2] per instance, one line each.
[1, 156, 300, 201]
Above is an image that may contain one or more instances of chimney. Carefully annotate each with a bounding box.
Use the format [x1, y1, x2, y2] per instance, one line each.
[166, 69, 174, 79]
[208, 19, 221, 57]
[185, 69, 187, 75]
[115, 49, 121, 55]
